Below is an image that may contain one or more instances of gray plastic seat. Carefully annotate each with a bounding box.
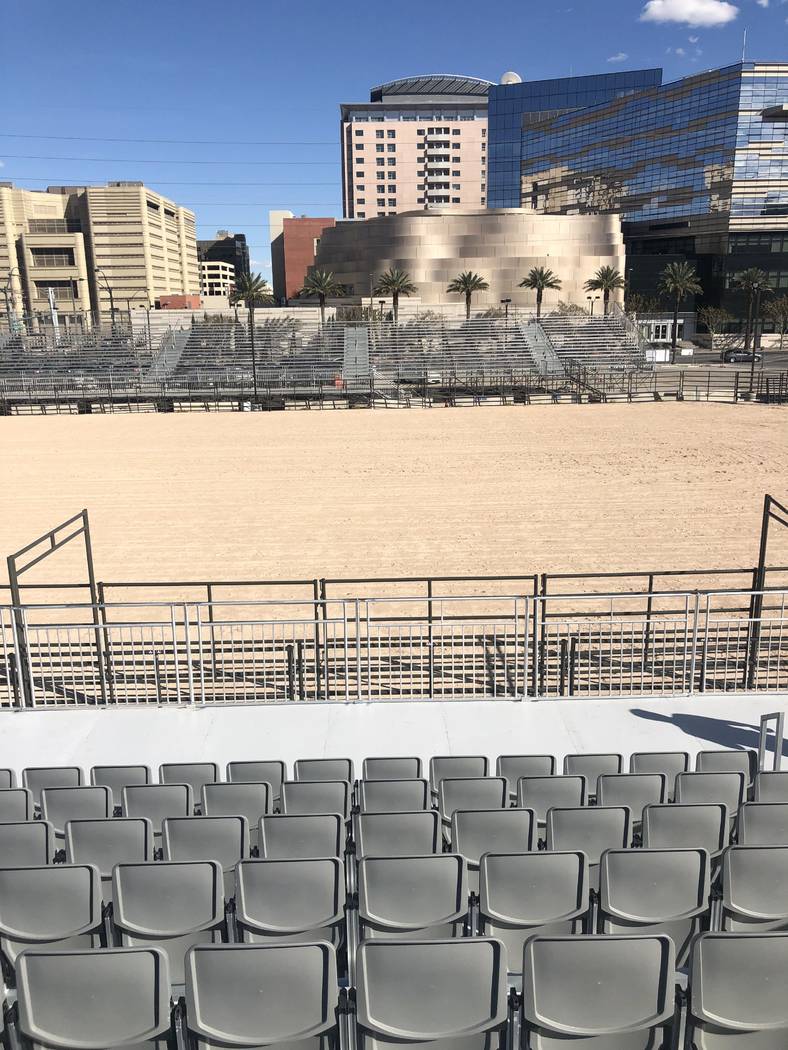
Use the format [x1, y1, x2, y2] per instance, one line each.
[354, 811, 441, 858]
[642, 803, 729, 861]
[65, 817, 154, 900]
[722, 845, 788, 932]
[358, 854, 468, 939]
[0, 821, 56, 867]
[696, 748, 757, 786]
[429, 755, 489, 797]
[122, 783, 193, 839]
[41, 785, 112, 840]
[521, 934, 675, 1047]
[294, 757, 354, 783]
[112, 860, 225, 986]
[737, 801, 788, 845]
[358, 779, 430, 813]
[0, 787, 33, 822]
[479, 852, 588, 968]
[546, 806, 631, 890]
[563, 753, 623, 798]
[258, 813, 344, 859]
[363, 757, 422, 780]
[22, 767, 82, 810]
[687, 932, 788, 1047]
[184, 941, 338, 1050]
[598, 847, 710, 965]
[451, 809, 535, 893]
[675, 771, 746, 826]
[356, 938, 507, 1050]
[226, 761, 286, 806]
[0, 769, 15, 789]
[90, 764, 151, 811]
[596, 773, 667, 829]
[496, 755, 555, 799]
[438, 777, 507, 835]
[755, 771, 788, 802]
[235, 858, 344, 946]
[201, 781, 271, 831]
[159, 763, 218, 811]
[281, 779, 351, 820]
[16, 946, 172, 1049]
[516, 775, 586, 829]
[629, 750, 689, 801]
[0, 864, 103, 974]
[162, 815, 249, 896]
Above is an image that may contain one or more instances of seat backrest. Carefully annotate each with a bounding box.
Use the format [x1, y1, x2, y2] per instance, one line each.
[0, 769, 15, 789]
[562, 754, 623, 794]
[722, 845, 788, 932]
[517, 776, 586, 826]
[438, 777, 507, 826]
[0, 787, 33, 822]
[451, 809, 535, 870]
[258, 814, 344, 859]
[162, 815, 249, 872]
[90, 765, 151, 809]
[41, 786, 112, 837]
[122, 783, 193, 835]
[201, 782, 271, 830]
[0, 821, 56, 867]
[522, 935, 675, 1043]
[65, 817, 154, 879]
[184, 942, 338, 1047]
[755, 771, 788, 802]
[358, 779, 430, 813]
[642, 803, 728, 857]
[226, 761, 286, 802]
[159, 762, 218, 801]
[16, 946, 172, 1047]
[281, 779, 351, 819]
[687, 932, 788, 1046]
[675, 771, 745, 817]
[429, 755, 489, 793]
[596, 774, 667, 822]
[363, 757, 422, 780]
[546, 807, 631, 867]
[696, 749, 757, 785]
[355, 811, 440, 858]
[235, 858, 344, 942]
[629, 751, 689, 799]
[738, 802, 788, 846]
[294, 758, 354, 783]
[358, 855, 468, 938]
[496, 755, 556, 787]
[22, 767, 82, 808]
[355, 938, 507, 1050]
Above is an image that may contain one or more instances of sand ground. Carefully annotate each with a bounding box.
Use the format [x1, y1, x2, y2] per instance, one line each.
[1, 404, 787, 593]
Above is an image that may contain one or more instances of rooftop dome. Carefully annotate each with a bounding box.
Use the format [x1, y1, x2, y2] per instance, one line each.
[369, 74, 494, 101]
[499, 71, 523, 85]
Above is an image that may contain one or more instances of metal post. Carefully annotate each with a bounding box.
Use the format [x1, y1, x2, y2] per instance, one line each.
[427, 578, 435, 698]
[286, 644, 295, 701]
[642, 572, 655, 669]
[568, 637, 578, 697]
[747, 495, 788, 689]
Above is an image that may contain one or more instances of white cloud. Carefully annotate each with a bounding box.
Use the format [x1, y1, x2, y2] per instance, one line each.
[756, 0, 768, 7]
[689, 33, 700, 40]
[0, 160, 4, 168]
[607, 51, 629, 62]
[675, 45, 687, 53]
[641, 0, 739, 25]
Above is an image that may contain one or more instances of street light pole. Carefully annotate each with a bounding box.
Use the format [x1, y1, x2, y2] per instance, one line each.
[749, 282, 762, 396]
[94, 267, 116, 332]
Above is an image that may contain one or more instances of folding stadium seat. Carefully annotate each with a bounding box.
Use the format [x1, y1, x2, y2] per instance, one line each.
[496, 755, 555, 800]
[545, 807, 631, 890]
[521, 935, 676, 1047]
[755, 770, 788, 802]
[629, 750, 690, 801]
[159, 762, 218, 811]
[675, 771, 746, 827]
[0, 864, 103, 979]
[162, 815, 249, 896]
[90, 763, 151, 812]
[516, 775, 586, 832]
[562, 753, 623, 799]
[201, 781, 271, 832]
[597, 847, 710, 965]
[112, 860, 225, 986]
[184, 941, 338, 1050]
[65, 817, 154, 901]
[357, 854, 468, 940]
[429, 755, 489, 798]
[226, 760, 286, 807]
[696, 747, 757, 786]
[294, 757, 354, 783]
[281, 779, 351, 820]
[721, 845, 788, 932]
[258, 813, 344, 859]
[596, 773, 667, 831]
[356, 939, 507, 1050]
[358, 778, 430, 813]
[451, 809, 535, 893]
[0, 821, 56, 867]
[235, 858, 345, 946]
[478, 851, 589, 967]
[14, 946, 172, 1049]
[0, 768, 15, 789]
[642, 803, 728, 863]
[40, 785, 112, 840]
[686, 932, 788, 1047]
[363, 756, 422, 780]
[122, 783, 193, 841]
[22, 766, 82, 810]
[437, 776, 507, 837]
[0, 787, 32, 822]
[354, 811, 441, 858]
[737, 801, 788, 845]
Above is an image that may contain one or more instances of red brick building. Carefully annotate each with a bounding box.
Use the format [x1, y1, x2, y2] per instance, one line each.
[270, 215, 336, 303]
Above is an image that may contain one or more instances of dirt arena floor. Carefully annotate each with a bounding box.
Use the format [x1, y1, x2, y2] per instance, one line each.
[2, 404, 787, 591]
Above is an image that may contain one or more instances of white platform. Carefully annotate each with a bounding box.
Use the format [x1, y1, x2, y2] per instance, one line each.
[0, 694, 785, 775]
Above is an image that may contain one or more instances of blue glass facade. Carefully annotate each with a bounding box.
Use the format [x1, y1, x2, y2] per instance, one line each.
[487, 69, 663, 208]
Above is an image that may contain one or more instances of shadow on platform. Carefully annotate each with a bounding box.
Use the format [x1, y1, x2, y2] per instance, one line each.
[630, 708, 788, 757]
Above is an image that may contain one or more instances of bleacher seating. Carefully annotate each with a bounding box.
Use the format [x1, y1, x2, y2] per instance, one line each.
[0, 745, 786, 1050]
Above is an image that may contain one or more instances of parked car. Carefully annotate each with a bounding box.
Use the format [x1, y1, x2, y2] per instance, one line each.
[723, 349, 762, 363]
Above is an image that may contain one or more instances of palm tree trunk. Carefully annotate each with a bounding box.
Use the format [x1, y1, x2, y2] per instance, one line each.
[249, 305, 258, 400]
[603, 289, 610, 316]
[743, 293, 753, 352]
[536, 290, 542, 322]
[465, 292, 471, 321]
[670, 296, 679, 365]
[393, 292, 399, 325]
[319, 294, 326, 327]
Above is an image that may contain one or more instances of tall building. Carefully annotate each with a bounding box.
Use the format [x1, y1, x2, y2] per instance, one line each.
[0, 182, 199, 324]
[200, 259, 235, 299]
[197, 231, 250, 281]
[340, 74, 491, 219]
[270, 212, 336, 302]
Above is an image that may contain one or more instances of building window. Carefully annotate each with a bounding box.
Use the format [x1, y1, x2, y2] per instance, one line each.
[452, 170, 460, 176]
[417, 129, 425, 135]
[355, 129, 364, 136]
[356, 184, 365, 191]
[387, 130, 395, 138]
[355, 144, 364, 151]
[480, 198, 485, 204]
[357, 198, 366, 204]
[376, 144, 384, 152]
[387, 158, 396, 166]
[357, 211, 366, 218]
[452, 197, 460, 203]
[376, 159, 384, 166]
[376, 130, 384, 139]
[452, 129, 460, 135]
[481, 128, 486, 137]
[377, 198, 385, 206]
[417, 197, 425, 203]
[386, 144, 395, 153]
[378, 211, 385, 216]
[452, 142, 460, 150]
[388, 199, 397, 207]
[377, 184, 385, 192]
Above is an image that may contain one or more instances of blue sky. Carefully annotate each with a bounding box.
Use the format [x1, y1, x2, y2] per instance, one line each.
[1, 0, 785, 276]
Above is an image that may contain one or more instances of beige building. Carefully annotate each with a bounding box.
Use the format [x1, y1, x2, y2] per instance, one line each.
[341, 75, 491, 220]
[0, 182, 199, 325]
[311, 208, 627, 310]
[200, 259, 235, 299]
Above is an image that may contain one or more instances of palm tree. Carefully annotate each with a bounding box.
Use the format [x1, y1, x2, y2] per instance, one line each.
[519, 266, 562, 321]
[764, 294, 788, 353]
[230, 272, 273, 399]
[300, 269, 344, 326]
[372, 268, 417, 325]
[657, 261, 702, 364]
[734, 268, 770, 353]
[447, 271, 489, 321]
[584, 266, 625, 315]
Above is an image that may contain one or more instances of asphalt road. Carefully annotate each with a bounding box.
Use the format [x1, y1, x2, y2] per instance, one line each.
[676, 349, 788, 371]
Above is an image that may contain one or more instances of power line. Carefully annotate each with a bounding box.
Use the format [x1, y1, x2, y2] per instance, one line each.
[0, 133, 336, 146]
[3, 176, 339, 186]
[0, 155, 340, 167]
